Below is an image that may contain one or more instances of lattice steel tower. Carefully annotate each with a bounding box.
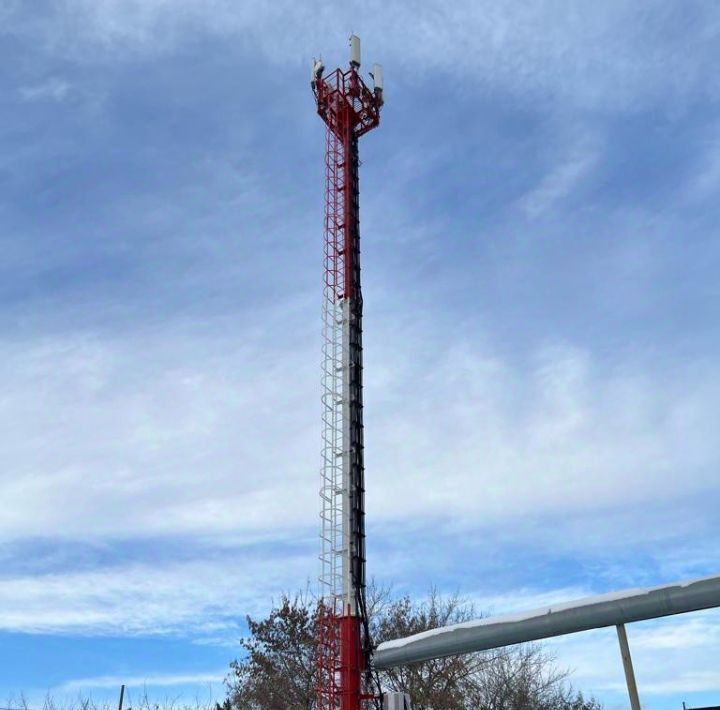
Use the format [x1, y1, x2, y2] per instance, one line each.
[312, 35, 384, 710]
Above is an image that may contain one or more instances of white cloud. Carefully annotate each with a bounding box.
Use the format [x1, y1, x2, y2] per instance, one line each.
[366, 332, 719, 527]
[0, 309, 715, 648]
[0, 551, 309, 636]
[57, 670, 224, 692]
[8, 1, 720, 110]
[518, 135, 600, 217]
[632, 616, 720, 651]
[545, 609, 720, 698]
[472, 586, 595, 617]
[685, 129, 720, 204]
[1, 317, 717, 544]
[0, 322, 319, 542]
[640, 669, 720, 695]
[19, 77, 71, 102]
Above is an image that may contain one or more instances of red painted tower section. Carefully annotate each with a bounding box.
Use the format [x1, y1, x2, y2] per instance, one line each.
[313, 38, 383, 710]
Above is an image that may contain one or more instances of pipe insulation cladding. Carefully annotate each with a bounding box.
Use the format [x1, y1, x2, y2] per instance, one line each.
[373, 574, 720, 669]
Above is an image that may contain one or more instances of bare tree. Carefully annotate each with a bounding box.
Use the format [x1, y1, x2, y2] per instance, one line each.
[369, 588, 601, 710]
[222, 586, 602, 710]
[225, 594, 317, 710]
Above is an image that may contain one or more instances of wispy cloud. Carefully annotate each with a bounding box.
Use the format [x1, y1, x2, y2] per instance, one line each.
[0, 552, 309, 636]
[518, 135, 600, 217]
[19, 77, 71, 102]
[546, 610, 720, 699]
[368, 334, 720, 525]
[57, 671, 225, 692]
[685, 129, 720, 204]
[1, 323, 717, 543]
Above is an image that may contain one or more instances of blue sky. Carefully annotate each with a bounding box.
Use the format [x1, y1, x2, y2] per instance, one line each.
[1, 2, 719, 708]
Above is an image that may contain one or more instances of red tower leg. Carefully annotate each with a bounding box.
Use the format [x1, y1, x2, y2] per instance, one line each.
[339, 614, 363, 709]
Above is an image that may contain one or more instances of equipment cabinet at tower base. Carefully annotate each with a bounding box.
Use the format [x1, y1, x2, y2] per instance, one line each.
[383, 692, 413, 710]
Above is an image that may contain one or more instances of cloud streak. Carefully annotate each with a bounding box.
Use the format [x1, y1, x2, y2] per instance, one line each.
[57, 671, 225, 692]
[19, 77, 72, 102]
[0, 550, 309, 636]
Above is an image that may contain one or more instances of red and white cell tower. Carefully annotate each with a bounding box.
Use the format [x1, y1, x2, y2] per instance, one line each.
[312, 35, 384, 710]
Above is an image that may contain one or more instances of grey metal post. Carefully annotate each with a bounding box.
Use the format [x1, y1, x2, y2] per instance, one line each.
[118, 684, 125, 710]
[616, 624, 641, 710]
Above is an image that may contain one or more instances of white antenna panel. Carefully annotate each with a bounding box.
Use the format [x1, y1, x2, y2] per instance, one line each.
[349, 34, 361, 67]
[371, 63, 383, 90]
